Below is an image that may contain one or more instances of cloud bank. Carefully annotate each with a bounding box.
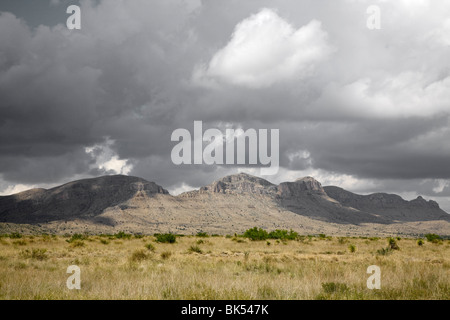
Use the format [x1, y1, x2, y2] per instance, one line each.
[0, 0, 449, 211]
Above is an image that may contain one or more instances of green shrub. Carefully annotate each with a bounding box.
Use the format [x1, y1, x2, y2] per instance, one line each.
[266, 241, 271, 246]
[134, 234, 144, 239]
[188, 245, 203, 254]
[417, 239, 424, 246]
[100, 239, 110, 245]
[243, 227, 269, 241]
[348, 244, 356, 253]
[196, 232, 209, 238]
[268, 229, 298, 240]
[145, 243, 155, 252]
[114, 231, 132, 239]
[66, 234, 88, 243]
[425, 233, 443, 243]
[388, 238, 400, 250]
[155, 233, 176, 243]
[9, 232, 22, 239]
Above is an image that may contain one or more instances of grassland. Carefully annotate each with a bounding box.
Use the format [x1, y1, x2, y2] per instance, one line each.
[0, 233, 448, 300]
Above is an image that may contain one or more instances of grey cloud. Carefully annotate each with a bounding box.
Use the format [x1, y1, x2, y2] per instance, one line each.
[0, 0, 449, 214]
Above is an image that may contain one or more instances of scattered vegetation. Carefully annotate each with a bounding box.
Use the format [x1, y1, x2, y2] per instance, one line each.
[0, 234, 448, 299]
[348, 244, 356, 253]
[20, 248, 48, 261]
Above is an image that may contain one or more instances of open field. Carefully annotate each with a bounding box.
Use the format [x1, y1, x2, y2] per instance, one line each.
[0, 233, 449, 300]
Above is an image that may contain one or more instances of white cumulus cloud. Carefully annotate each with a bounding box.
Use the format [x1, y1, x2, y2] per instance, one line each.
[194, 8, 332, 88]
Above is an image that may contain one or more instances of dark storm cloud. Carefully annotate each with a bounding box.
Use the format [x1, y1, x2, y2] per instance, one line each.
[1, 0, 450, 212]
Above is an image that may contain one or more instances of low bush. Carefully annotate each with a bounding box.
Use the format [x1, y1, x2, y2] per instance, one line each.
[268, 229, 298, 240]
[376, 247, 392, 256]
[425, 233, 443, 243]
[130, 249, 149, 262]
[188, 245, 202, 254]
[196, 232, 209, 238]
[160, 251, 172, 259]
[70, 240, 85, 248]
[388, 238, 400, 250]
[243, 227, 299, 241]
[66, 234, 88, 243]
[9, 232, 22, 239]
[243, 227, 268, 241]
[155, 233, 176, 243]
[114, 231, 132, 239]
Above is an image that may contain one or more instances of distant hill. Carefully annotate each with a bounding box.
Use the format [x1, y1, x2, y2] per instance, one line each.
[0, 173, 448, 237]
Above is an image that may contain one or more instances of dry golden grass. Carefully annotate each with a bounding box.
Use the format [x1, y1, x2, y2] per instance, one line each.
[0, 234, 448, 300]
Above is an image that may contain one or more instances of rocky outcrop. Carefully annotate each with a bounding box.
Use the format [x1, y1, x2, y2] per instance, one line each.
[277, 177, 326, 198]
[199, 173, 277, 195]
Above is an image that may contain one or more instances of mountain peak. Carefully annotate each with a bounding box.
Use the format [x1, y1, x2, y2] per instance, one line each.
[277, 176, 325, 197]
[200, 172, 276, 194]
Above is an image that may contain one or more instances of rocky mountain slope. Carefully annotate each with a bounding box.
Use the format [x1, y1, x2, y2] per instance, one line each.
[0, 173, 448, 236]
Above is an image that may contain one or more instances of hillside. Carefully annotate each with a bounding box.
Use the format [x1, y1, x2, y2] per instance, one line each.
[0, 173, 448, 237]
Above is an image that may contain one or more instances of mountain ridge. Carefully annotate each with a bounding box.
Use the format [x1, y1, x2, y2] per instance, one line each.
[0, 173, 448, 236]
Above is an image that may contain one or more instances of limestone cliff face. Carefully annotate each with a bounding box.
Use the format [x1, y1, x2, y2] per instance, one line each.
[199, 173, 277, 195]
[277, 177, 326, 198]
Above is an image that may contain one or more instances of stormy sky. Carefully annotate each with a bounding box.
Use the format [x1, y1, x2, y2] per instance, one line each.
[1, 0, 450, 212]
